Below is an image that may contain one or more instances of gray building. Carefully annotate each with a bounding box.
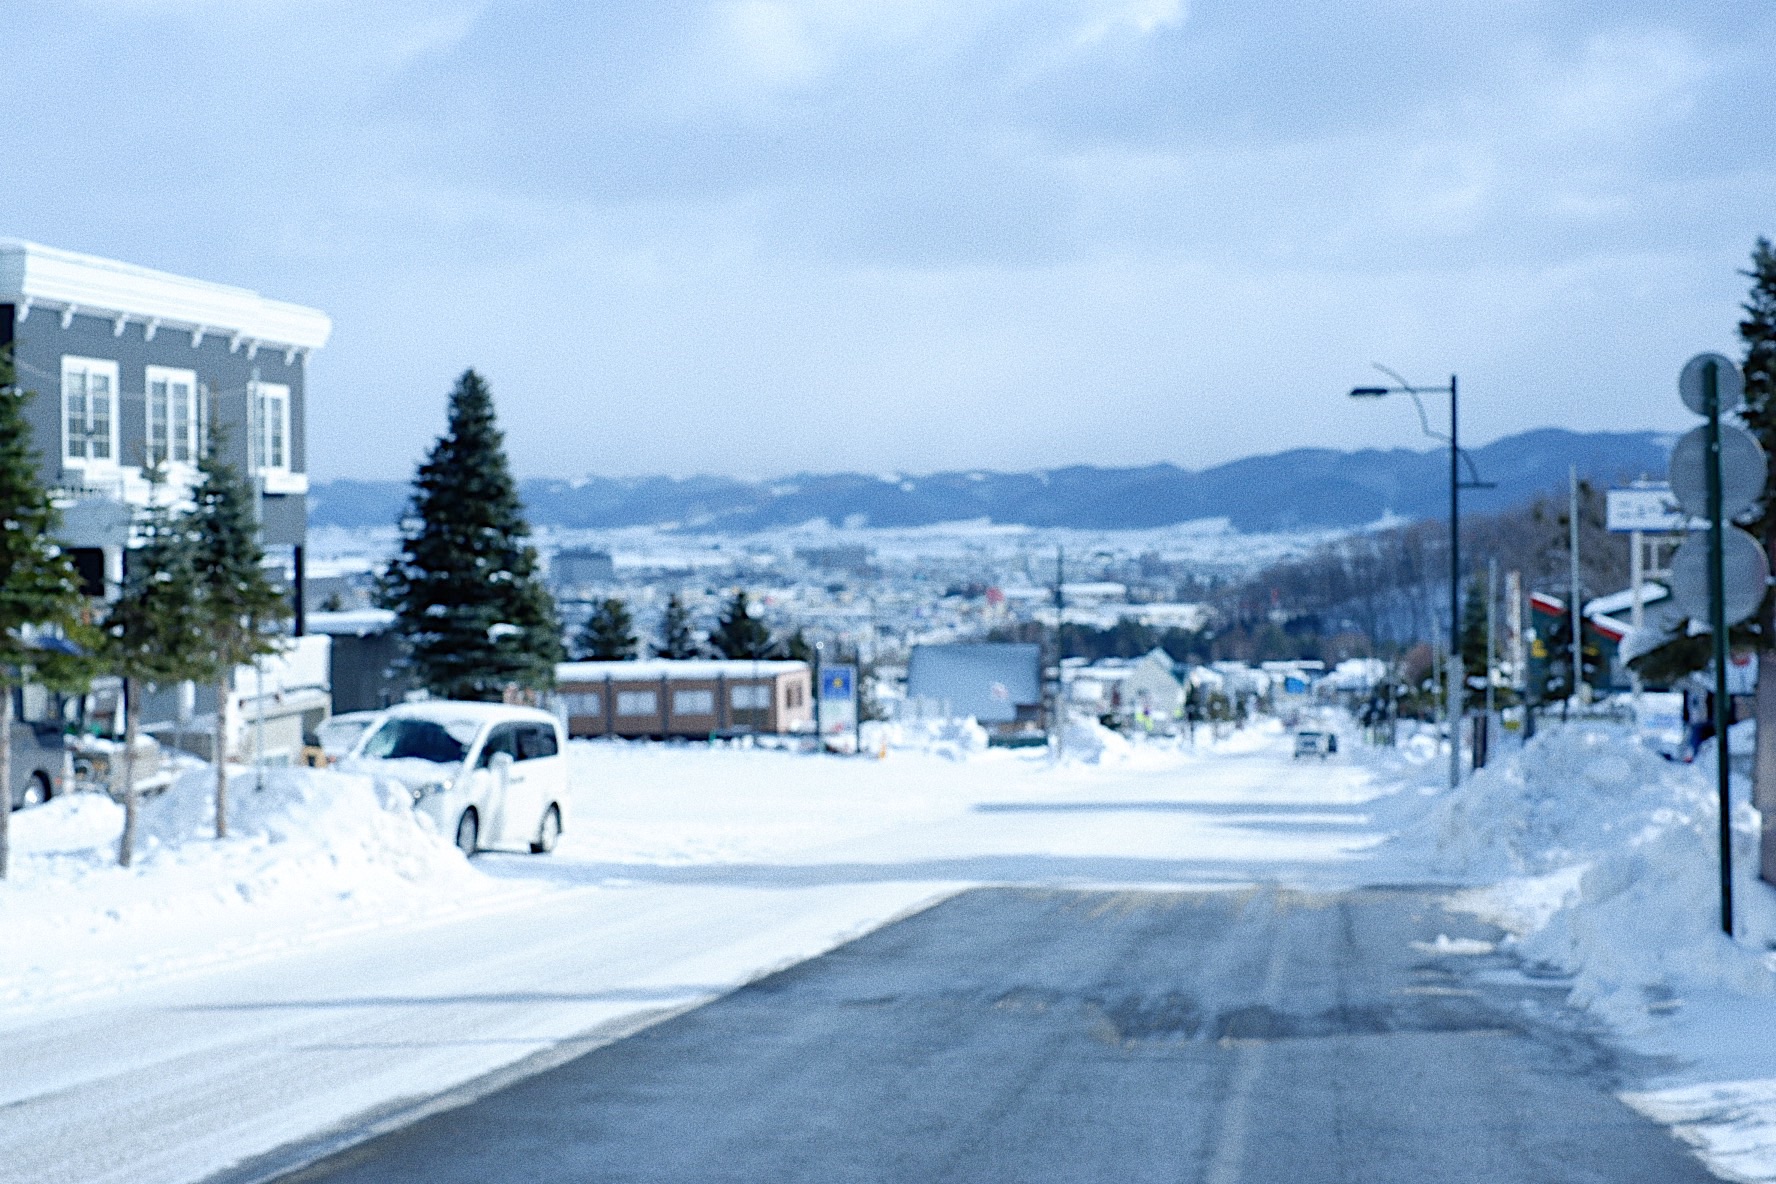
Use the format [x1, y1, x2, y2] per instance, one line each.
[0, 239, 330, 626]
[906, 643, 1043, 734]
[307, 609, 413, 714]
[553, 547, 616, 590]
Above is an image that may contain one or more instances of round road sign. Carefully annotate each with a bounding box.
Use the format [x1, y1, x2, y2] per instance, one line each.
[1668, 422, 1768, 521]
[1670, 526, 1771, 627]
[1680, 353, 1746, 416]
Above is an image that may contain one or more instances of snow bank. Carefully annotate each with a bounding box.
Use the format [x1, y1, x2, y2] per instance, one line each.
[0, 766, 496, 1006]
[1059, 713, 1131, 764]
[1387, 723, 1776, 1030]
[860, 717, 990, 761]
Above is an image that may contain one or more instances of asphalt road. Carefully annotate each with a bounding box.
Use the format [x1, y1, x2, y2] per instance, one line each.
[262, 886, 1714, 1184]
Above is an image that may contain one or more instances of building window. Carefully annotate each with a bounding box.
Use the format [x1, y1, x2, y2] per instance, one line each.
[252, 381, 291, 473]
[730, 684, 770, 711]
[62, 357, 118, 465]
[146, 366, 198, 467]
[673, 689, 714, 715]
[616, 690, 658, 716]
[561, 692, 602, 718]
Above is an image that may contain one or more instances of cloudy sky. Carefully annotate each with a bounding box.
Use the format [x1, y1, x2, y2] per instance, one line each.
[3, 1, 1771, 481]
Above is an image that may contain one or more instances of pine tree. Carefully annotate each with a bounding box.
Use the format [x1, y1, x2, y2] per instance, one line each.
[1738, 239, 1776, 826]
[381, 370, 562, 701]
[103, 471, 209, 866]
[0, 350, 92, 878]
[1459, 577, 1489, 690]
[576, 598, 636, 661]
[657, 593, 699, 659]
[709, 589, 772, 659]
[190, 414, 290, 839]
[780, 627, 815, 663]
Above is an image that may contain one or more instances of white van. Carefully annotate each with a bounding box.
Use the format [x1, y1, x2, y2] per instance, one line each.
[342, 702, 568, 857]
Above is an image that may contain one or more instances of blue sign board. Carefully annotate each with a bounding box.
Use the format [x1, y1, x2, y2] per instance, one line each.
[822, 666, 855, 700]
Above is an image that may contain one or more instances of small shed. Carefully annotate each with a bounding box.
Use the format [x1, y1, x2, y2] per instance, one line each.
[905, 643, 1042, 733]
[307, 608, 413, 713]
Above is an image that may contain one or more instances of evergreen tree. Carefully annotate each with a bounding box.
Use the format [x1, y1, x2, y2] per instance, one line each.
[1738, 239, 1776, 817]
[576, 598, 637, 661]
[102, 472, 209, 866]
[0, 350, 92, 878]
[381, 370, 562, 701]
[657, 593, 699, 659]
[190, 416, 290, 839]
[709, 589, 772, 659]
[780, 627, 815, 663]
[1459, 577, 1489, 690]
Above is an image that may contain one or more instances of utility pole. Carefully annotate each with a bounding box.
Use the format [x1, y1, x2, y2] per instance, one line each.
[812, 641, 823, 754]
[1569, 466, 1583, 711]
[1052, 546, 1065, 760]
[1481, 557, 1496, 768]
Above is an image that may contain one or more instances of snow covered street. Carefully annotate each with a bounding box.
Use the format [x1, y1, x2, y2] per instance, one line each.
[12, 720, 1776, 1182]
[2, 724, 1391, 1184]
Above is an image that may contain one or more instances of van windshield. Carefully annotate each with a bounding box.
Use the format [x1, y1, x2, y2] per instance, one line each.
[360, 718, 477, 765]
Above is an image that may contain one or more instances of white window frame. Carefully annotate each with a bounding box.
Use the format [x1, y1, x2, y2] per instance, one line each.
[145, 365, 199, 471]
[61, 356, 120, 470]
[251, 381, 292, 475]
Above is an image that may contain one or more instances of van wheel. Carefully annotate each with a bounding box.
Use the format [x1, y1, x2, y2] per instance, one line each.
[455, 809, 479, 857]
[20, 773, 50, 808]
[531, 805, 561, 855]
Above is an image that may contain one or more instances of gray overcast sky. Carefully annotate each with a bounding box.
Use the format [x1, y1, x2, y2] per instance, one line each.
[3, 1, 1771, 481]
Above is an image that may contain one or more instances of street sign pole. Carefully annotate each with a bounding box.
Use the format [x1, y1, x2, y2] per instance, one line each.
[1449, 375, 1462, 792]
[1706, 358, 1735, 937]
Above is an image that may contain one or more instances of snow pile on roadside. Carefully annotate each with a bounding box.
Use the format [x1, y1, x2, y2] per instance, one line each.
[1393, 723, 1776, 1029]
[0, 766, 495, 1006]
[861, 717, 990, 761]
[138, 764, 473, 883]
[1060, 713, 1131, 764]
[1406, 723, 1702, 880]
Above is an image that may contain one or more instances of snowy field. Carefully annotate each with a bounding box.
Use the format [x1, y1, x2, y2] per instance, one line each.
[7, 716, 1776, 1181]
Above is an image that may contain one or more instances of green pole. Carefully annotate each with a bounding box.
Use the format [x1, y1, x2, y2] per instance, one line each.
[1706, 359, 1735, 937]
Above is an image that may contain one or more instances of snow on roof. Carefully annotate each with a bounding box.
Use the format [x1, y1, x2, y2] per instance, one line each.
[1585, 584, 1669, 617]
[385, 700, 558, 725]
[557, 659, 809, 683]
[306, 609, 397, 637]
[0, 239, 331, 353]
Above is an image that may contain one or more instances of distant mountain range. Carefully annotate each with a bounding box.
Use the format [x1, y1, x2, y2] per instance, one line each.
[309, 428, 1670, 535]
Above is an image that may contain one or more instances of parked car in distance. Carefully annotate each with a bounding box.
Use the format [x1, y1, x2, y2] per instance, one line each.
[1293, 729, 1337, 760]
[7, 687, 72, 810]
[340, 702, 567, 857]
[314, 710, 387, 764]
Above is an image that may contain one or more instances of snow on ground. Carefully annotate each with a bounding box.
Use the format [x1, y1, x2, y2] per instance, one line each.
[23, 710, 1776, 1182]
[0, 718, 1397, 1184]
[1368, 719, 1776, 1182]
[0, 765, 519, 1008]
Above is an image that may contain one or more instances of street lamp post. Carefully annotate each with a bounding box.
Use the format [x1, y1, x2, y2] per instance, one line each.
[1350, 368, 1492, 791]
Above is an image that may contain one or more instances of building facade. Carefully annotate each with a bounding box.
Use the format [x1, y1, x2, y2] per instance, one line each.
[0, 239, 330, 625]
[554, 659, 813, 739]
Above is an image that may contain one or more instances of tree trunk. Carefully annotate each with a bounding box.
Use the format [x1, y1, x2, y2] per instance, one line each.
[1758, 530, 1776, 883]
[215, 673, 231, 840]
[118, 678, 138, 869]
[0, 681, 12, 880]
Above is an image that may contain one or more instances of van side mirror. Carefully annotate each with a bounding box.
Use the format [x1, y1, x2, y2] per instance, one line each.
[490, 751, 515, 776]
